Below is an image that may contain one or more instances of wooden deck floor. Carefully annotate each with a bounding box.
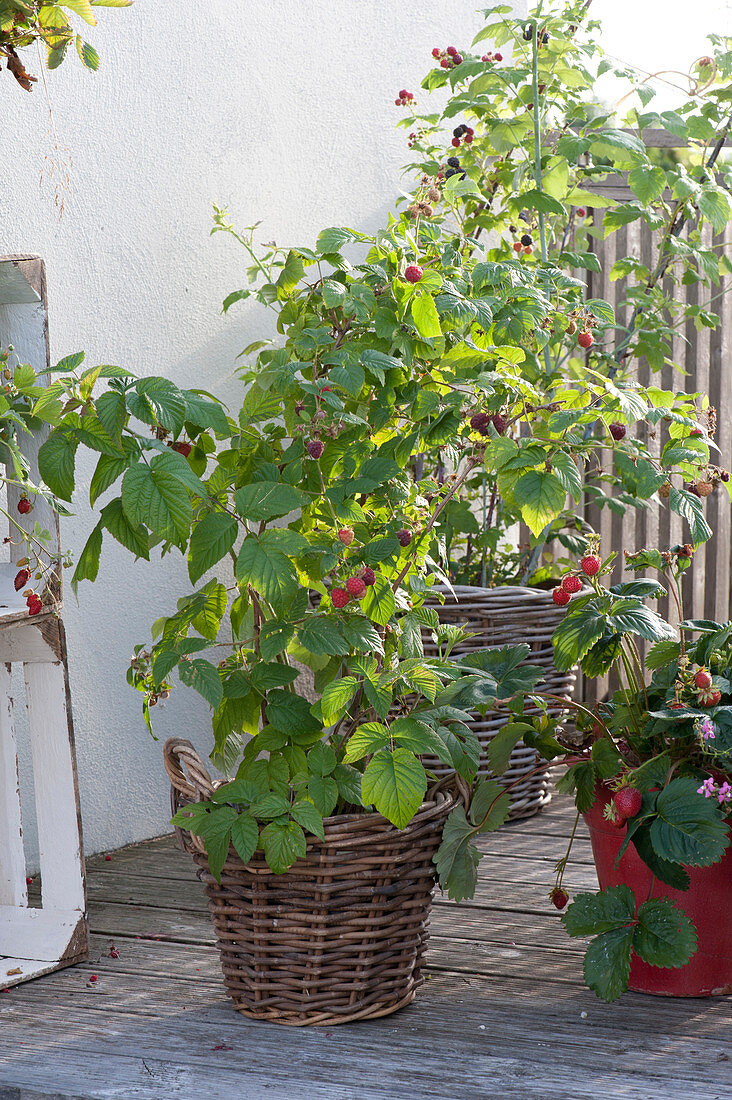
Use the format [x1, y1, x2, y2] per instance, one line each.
[0, 793, 730, 1100]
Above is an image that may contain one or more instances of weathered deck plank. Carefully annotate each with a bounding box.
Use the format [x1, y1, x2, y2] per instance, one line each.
[0, 795, 729, 1100]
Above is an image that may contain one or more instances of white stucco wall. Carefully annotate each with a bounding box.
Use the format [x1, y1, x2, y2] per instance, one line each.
[0, 0, 522, 859]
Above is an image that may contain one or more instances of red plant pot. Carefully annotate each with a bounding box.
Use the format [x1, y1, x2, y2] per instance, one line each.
[584, 787, 732, 997]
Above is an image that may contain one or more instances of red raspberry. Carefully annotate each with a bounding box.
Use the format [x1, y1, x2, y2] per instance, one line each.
[523, 246, 533, 255]
[397, 529, 412, 547]
[482, 54, 492, 63]
[395, 99, 402, 106]
[404, 265, 423, 284]
[494, 52, 503, 61]
[578, 330, 594, 349]
[432, 47, 441, 58]
[609, 422, 626, 441]
[694, 669, 712, 690]
[490, 413, 508, 435]
[550, 887, 569, 910]
[466, 127, 474, 136]
[362, 567, 376, 586]
[580, 554, 601, 577]
[331, 587, 349, 609]
[613, 787, 642, 823]
[453, 54, 463, 64]
[446, 46, 457, 57]
[399, 89, 408, 99]
[513, 241, 523, 253]
[699, 688, 721, 707]
[172, 441, 192, 458]
[338, 528, 354, 546]
[17, 497, 32, 515]
[561, 574, 582, 595]
[26, 595, 42, 616]
[440, 58, 451, 69]
[346, 576, 366, 598]
[451, 136, 461, 148]
[306, 440, 324, 460]
[552, 587, 570, 606]
[577, 208, 586, 217]
[470, 412, 490, 434]
[14, 569, 30, 592]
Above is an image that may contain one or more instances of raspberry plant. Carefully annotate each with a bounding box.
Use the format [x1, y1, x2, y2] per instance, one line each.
[0, 0, 130, 89]
[399, 0, 732, 586]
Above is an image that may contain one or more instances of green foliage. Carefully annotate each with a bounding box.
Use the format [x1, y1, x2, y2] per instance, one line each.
[0, 0, 130, 87]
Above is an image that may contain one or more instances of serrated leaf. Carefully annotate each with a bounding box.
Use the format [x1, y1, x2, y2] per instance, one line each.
[563, 884, 636, 936]
[188, 512, 238, 584]
[411, 293, 442, 339]
[38, 432, 77, 500]
[198, 806, 237, 881]
[121, 457, 192, 545]
[633, 897, 698, 968]
[178, 659, 224, 710]
[583, 926, 634, 1001]
[260, 820, 307, 873]
[307, 773, 339, 817]
[469, 778, 511, 831]
[236, 537, 299, 615]
[433, 805, 481, 902]
[514, 470, 566, 537]
[290, 798, 325, 840]
[649, 777, 730, 866]
[344, 722, 390, 762]
[235, 482, 308, 522]
[553, 606, 609, 672]
[361, 747, 426, 828]
[361, 572, 396, 626]
[299, 616, 350, 657]
[230, 815, 258, 864]
[320, 676, 359, 725]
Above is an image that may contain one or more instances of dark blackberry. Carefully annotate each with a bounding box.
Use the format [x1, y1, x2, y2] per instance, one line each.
[541, 30, 550, 44]
[452, 124, 468, 138]
[445, 168, 458, 178]
[523, 24, 533, 40]
[520, 233, 533, 247]
[447, 156, 461, 168]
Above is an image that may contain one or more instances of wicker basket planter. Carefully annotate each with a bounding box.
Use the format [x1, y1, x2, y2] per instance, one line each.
[422, 584, 577, 820]
[164, 738, 461, 1026]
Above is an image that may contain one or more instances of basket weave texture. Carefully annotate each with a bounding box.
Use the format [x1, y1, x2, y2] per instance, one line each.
[164, 737, 460, 1026]
[423, 585, 577, 820]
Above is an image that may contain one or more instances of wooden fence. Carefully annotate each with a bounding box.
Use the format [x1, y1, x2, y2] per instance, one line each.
[581, 136, 732, 698]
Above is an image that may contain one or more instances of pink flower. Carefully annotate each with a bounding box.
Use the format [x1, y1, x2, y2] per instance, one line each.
[717, 782, 732, 804]
[698, 776, 716, 798]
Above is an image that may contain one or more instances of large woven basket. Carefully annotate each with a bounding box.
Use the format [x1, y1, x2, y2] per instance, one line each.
[164, 738, 463, 1027]
[422, 585, 577, 820]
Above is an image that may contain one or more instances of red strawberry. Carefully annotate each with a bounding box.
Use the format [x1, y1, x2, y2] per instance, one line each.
[561, 574, 582, 595]
[26, 594, 42, 616]
[346, 576, 366, 598]
[14, 569, 30, 592]
[362, 567, 376, 586]
[698, 687, 721, 707]
[338, 528, 354, 546]
[613, 786, 642, 822]
[552, 587, 570, 606]
[17, 497, 32, 515]
[694, 669, 712, 691]
[609, 422, 626, 441]
[397, 529, 412, 547]
[306, 440, 324, 460]
[580, 554, 601, 577]
[550, 887, 569, 910]
[331, 587, 349, 609]
[404, 265, 423, 284]
[578, 331, 594, 349]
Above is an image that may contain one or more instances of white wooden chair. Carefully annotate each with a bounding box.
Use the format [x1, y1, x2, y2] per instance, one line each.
[0, 255, 88, 986]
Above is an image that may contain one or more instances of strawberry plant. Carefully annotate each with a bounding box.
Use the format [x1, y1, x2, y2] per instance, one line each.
[486, 545, 731, 1000]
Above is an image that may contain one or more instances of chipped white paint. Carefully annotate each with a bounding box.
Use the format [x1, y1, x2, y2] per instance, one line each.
[0, 257, 88, 985]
